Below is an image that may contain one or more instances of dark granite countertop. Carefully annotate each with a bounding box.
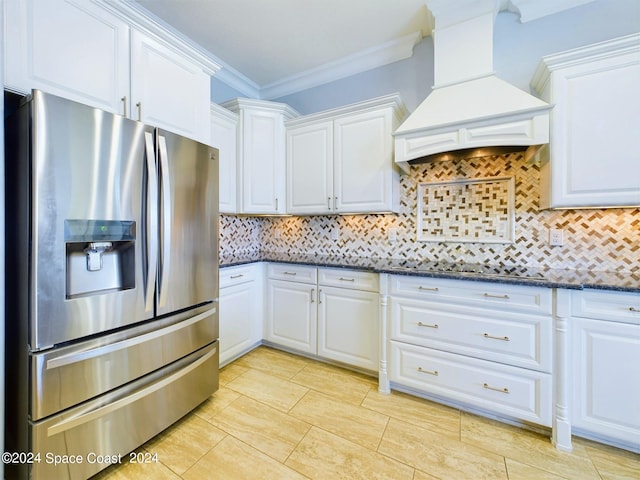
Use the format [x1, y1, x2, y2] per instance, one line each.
[220, 252, 640, 293]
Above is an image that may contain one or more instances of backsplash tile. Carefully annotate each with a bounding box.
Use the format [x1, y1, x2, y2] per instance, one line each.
[220, 152, 639, 273]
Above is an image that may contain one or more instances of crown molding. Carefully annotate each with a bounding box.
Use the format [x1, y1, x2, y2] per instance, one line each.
[99, 0, 221, 75]
[501, 0, 597, 23]
[259, 31, 422, 100]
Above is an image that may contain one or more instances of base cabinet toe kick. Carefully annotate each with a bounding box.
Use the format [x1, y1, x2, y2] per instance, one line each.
[378, 274, 640, 453]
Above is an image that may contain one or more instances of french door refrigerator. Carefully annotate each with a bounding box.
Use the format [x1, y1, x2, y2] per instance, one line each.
[4, 90, 219, 480]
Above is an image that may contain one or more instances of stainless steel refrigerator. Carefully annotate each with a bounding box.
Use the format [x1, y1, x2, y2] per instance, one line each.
[4, 90, 219, 480]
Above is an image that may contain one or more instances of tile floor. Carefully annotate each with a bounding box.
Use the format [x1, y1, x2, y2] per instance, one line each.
[94, 346, 639, 480]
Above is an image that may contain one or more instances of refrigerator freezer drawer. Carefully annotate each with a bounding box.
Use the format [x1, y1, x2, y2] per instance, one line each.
[31, 305, 217, 421]
[28, 341, 218, 480]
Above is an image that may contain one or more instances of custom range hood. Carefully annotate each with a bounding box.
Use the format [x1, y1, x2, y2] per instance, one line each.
[394, 0, 552, 166]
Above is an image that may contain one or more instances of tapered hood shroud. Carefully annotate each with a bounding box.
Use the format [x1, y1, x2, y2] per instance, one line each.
[394, 0, 551, 165]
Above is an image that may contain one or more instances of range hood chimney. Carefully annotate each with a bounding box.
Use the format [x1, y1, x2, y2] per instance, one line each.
[394, 0, 551, 166]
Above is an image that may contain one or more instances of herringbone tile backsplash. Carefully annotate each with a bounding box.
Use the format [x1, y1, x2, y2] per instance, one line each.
[220, 152, 639, 273]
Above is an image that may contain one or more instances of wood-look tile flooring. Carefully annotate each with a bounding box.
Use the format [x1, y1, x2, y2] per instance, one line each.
[94, 346, 639, 479]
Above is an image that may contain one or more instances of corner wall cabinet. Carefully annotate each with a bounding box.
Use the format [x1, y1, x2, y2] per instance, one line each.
[222, 99, 299, 215]
[286, 94, 406, 215]
[211, 103, 239, 213]
[383, 274, 553, 427]
[219, 263, 263, 366]
[569, 289, 640, 450]
[531, 33, 640, 209]
[4, 0, 218, 143]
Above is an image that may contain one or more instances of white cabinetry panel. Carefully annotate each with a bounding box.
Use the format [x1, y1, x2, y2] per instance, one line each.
[211, 104, 239, 213]
[219, 264, 262, 366]
[318, 285, 379, 371]
[266, 279, 317, 354]
[390, 341, 552, 426]
[286, 121, 334, 213]
[4, 0, 130, 113]
[130, 29, 210, 143]
[570, 289, 640, 450]
[532, 34, 640, 208]
[286, 94, 405, 215]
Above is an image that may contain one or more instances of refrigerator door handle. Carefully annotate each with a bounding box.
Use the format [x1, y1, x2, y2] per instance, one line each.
[144, 132, 158, 313]
[158, 134, 172, 308]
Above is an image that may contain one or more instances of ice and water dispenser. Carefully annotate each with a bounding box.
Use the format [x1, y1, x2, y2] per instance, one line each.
[65, 220, 136, 298]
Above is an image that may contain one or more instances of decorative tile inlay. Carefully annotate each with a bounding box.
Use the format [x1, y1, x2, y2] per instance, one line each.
[220, 152, 640, 273]
[417, 177, 515, 243]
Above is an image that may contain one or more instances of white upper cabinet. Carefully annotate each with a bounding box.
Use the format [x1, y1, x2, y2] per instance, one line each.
[286, 94, 406, 215]
[4, 0, 130, 113]
[211, 103, 239, 213]
[130, 29, 211, 143]
[4, 0, 219, 143]
[532, 34, 640, 209]
[222, 98, 298, 215]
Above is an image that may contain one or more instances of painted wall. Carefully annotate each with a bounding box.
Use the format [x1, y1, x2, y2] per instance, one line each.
[220, 152, 639, 273]
[272, 0, 640, 114]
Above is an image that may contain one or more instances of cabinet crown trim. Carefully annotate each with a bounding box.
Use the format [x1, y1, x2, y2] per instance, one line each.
[100, 0, 222, 75]
[285, 93, 407, 127]
[220, 98, 300, 120]
[531, 33, 640, 92]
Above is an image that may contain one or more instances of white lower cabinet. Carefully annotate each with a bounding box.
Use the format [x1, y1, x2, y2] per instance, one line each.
[318, 269, 380, 371]
[386, 274, 553, 426]
[390, 341, 552, 425]
[219, 264, 263, 366]
[570, 289, 640, 449]
[265, 264, 318, 354]
[266, 264, 380, 370]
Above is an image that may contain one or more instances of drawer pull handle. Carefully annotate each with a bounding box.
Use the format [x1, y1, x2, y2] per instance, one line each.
[483, 333, 510, 341]
[630, 307, 640, 313]
[417, 367, 438, 376]
[418, 322, 439, 329]
[339, 277, 355, 282]
[418, 286, 439, 292]
[283, 272, 297, 276]
[483, 293, 510, 299]
[483, 383, 509, 394]
[229, 274, 244, 279]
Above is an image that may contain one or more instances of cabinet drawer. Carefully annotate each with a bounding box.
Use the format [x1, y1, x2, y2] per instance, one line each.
[390, 341, 552, 426]
[318, 268, 378, 292]
[219, 264, 259, 289]
[390, 275, 552, 315]
[390, 298, 552, 372]
[267, 263, 317, 284]
[572, 289, 640, 324]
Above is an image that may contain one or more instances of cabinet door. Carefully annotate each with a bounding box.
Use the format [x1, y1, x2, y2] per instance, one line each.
[130, 29, 210, 143]
[211, 105, 239, 213]
[334, 108, 397, 213]
[572, 317, 640, 447]
[219, 282, 258, 366]
[240, 108, 287, 214]
[286, 121, 334, 214]
[266, 280, 317, 353]
[318, 286, 379, 370]
[540, 38, 640, 208]
[4, 0, 130, 114]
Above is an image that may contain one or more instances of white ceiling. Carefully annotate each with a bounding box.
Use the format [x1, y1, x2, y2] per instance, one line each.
[131, 0, 431, 95]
